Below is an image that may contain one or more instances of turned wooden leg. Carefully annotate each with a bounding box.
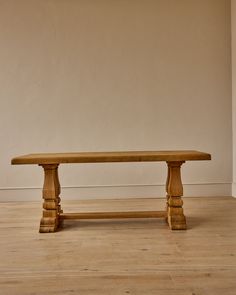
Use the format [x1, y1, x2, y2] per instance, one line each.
[39, 164, 62, 233]
[55, 166, 64, 228]
[165, 166, 170, 223]
[166, 161, 187, 230]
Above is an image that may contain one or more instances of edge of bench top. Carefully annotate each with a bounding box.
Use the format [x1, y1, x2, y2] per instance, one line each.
[11, 150, 211, 165]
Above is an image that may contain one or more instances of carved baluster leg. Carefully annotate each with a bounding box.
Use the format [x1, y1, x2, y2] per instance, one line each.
[167, 161, 187, 230]
[165, 166, 170, 223]
[55, 169, 63, 227]
[55, 167, 63, 214]
[39, 164, 62, 233]
[55, 166, 64, 228]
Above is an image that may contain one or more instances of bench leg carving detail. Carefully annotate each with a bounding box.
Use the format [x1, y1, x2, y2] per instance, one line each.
[165, 166, 170, 224]
[166, 161, 186, 230]
[39, 164, 62, 233]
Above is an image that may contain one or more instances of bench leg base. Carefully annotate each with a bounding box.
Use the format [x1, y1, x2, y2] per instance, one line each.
[39, 225, 58, 233]
[168, 215, 187, 230]
[39, 216, 59, 233]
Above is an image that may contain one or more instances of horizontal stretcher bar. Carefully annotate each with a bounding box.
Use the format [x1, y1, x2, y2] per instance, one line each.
[59, 211, 167, 220]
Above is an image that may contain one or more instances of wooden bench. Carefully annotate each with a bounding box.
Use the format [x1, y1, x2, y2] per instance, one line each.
[11, 150, 211, 233]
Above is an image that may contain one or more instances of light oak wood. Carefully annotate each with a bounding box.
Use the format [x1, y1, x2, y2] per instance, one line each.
[166, 161, 187, 230]
[60, 210, 166, 220]
[0, 197, 236, 294]
[11, 150, 211, 165]
[39, 164, 62, 233]
[11, 150, 211, 232]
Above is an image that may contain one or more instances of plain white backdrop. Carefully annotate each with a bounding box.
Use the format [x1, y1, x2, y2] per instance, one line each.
[232, 0, 236, 196]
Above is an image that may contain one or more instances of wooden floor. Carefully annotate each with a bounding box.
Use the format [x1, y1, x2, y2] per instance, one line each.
[0, 197, 236, 295]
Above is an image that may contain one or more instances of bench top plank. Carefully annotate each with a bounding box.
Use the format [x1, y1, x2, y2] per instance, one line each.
[11, 150, 211, 165]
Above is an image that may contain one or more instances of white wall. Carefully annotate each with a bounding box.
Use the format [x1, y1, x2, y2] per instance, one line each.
[0, 0, 232, 201]
[232, 0, 236, 196]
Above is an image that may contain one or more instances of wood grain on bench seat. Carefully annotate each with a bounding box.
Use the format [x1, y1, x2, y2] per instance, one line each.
[11, 150, 211, 165]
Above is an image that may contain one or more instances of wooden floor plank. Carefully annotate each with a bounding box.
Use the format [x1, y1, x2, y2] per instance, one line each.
[0, 197, 235, 294]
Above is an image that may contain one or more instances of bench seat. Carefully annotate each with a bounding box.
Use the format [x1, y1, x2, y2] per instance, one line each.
[11, 150, 211, 164]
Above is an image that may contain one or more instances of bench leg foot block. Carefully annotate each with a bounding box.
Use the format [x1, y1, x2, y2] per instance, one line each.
[168, 215, 187, 230]
[39, 217, 58, 233]
[39, 225, 58, 233]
